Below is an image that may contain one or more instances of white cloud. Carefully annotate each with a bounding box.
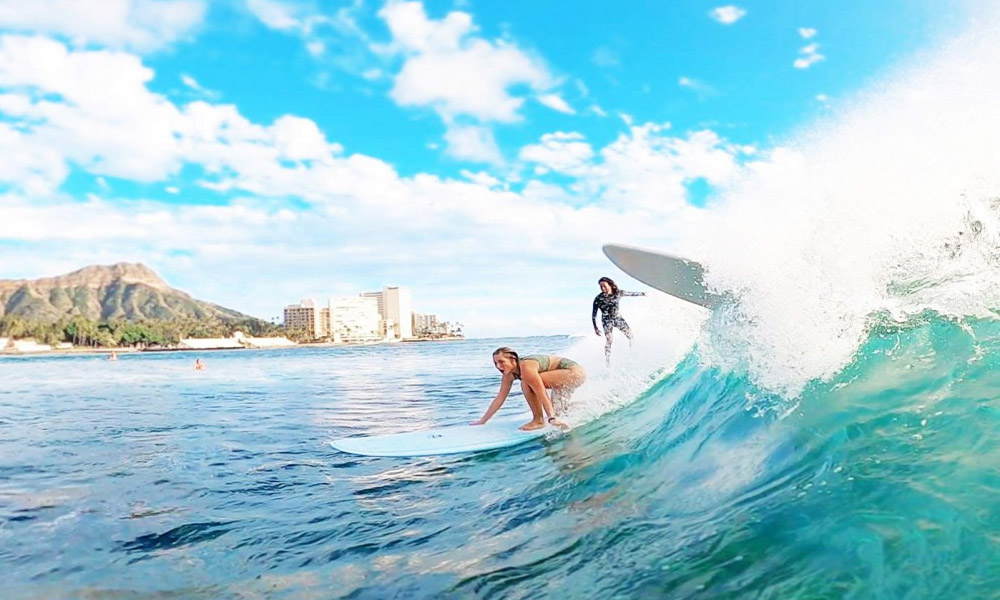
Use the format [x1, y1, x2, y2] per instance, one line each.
[679, 76, 716, 98]
[460, 170, 500, 187]
[799, 27, 817, 39]
[0, 35, 185, 184]
[306, 40, 325, 56]
[588, 124, 746, 212]
[709, 5, 746, 25]
[0, 0, 206, 52]
[381, 1, 552, 123]
[377, 1, 565, 161]
[246, 0, 375, 80]
[518, 131, 594, 176]
[794, 43, 825, 69]
[181, 73, 201, 90]
[245, 0, 302, 32]
[0, 122, 68, 196]
[442, 123, 502, 164]
[537, 94, 575, 115]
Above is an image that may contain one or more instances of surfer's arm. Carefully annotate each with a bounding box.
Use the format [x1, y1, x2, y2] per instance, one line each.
[473, 374, 514, 425]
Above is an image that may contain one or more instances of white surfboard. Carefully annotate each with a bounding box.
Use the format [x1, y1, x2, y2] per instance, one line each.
[329, 413, 554, 457]
[602, 243, 724, 309]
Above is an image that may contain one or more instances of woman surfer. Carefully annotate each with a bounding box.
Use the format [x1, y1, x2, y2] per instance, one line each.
[472, 347, 586, 431]
[592, 276, 645, 366]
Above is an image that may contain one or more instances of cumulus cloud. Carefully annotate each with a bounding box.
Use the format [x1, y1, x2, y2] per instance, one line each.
[518, 125, 751, 215]
[799, 27, 817, 39]
[380, 1, 553, 122]
[709, 5, 746, 25]
[0, 35, 185, 186]
[518, 132, 594, 177]
[0, 0, 205, 52]
[794, 42, 825, 69]
[376, 1, 566, 162]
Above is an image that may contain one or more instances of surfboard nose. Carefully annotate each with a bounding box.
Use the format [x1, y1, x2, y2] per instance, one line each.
[602, 243, 723, 309]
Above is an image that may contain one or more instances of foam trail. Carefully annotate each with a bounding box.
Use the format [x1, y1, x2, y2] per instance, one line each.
[557, 294, 708, 426]
[672, 5, 1000, 397]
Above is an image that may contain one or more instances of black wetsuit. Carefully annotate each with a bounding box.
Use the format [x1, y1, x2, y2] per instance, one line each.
[592, 290, 644, 362]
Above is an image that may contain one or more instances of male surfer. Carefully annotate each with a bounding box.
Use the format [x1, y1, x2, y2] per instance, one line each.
[472, 347, 585, 431]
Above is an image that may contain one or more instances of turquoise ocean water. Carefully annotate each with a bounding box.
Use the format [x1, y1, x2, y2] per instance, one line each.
[4, 321, 1000, 598]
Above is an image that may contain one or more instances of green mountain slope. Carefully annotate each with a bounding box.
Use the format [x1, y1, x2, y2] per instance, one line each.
[0, 263, 256, 323]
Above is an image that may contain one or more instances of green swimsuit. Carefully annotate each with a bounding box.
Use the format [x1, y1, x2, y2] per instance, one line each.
[519, 355, 578, 376]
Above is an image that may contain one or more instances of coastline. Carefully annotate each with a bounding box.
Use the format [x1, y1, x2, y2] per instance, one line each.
[0, 335, 468, 357]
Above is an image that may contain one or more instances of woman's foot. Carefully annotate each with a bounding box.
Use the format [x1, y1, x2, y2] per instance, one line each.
[520, 419, 546, 431]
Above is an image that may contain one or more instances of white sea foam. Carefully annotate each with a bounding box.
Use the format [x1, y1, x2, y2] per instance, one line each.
[669, 5, 1000, 396]
[559, 293, 707, 425]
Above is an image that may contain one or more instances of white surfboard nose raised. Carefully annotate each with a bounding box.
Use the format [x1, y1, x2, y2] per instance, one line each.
[602, 243, 723, 309]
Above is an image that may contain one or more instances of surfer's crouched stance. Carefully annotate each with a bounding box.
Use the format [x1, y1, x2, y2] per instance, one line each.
[592, 276, 645, 366]
[472, 347, 585, 431]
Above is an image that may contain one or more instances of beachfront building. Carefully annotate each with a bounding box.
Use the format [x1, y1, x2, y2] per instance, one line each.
[413, 313, 438, 336]
[361, 291, 384, 317]
[413, 313, 464, 338]
[328, 296, 381, 343]
[364, 286, 413, 340]
[283, 299, 329, 339]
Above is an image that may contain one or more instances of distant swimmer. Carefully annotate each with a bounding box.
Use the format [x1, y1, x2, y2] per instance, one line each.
[472, 347, 586, 431]
[194, 358, 205, 371]
[592, 276, 646, 366]
[108, 351, 118, 361]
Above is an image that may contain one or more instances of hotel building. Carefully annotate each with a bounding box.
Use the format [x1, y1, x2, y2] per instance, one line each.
[328, 295, 381, 343]
[283, 299, 329, 339]
[363, 286, 413, 340]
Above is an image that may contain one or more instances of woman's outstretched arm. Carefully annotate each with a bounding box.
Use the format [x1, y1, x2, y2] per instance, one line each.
[472, 373, 514, 425]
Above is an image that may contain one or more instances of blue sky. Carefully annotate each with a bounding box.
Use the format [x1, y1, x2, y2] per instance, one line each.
[0, 0, 974, 335]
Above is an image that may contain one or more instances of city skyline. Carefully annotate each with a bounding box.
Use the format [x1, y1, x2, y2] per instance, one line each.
[283, 285, 462, 341]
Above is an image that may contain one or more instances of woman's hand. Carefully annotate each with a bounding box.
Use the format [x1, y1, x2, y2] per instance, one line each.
[594, 328, 601, 336]
[470, 418, 487, 426]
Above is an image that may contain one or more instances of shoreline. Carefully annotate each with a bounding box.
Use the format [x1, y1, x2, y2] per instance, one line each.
[0, 336, 468, 357]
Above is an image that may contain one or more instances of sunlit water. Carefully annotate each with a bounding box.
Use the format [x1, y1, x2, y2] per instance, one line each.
[4, 318, 1000, 599]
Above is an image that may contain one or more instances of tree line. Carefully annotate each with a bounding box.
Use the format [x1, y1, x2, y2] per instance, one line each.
[0, 315, 298, 349]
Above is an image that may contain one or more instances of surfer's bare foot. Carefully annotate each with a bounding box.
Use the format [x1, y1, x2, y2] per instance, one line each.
[520, 420, 545, 431]
[548, 418, 569, 430]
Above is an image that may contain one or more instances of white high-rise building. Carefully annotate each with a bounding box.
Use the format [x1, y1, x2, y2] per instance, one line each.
[328, 296, 381, 343]
[363, 286, 413, 340]
[382, 286, 412, 339]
